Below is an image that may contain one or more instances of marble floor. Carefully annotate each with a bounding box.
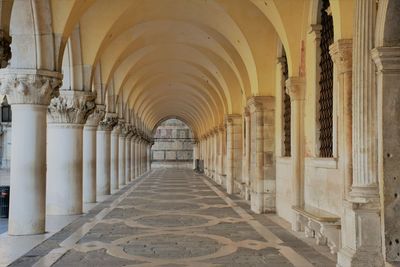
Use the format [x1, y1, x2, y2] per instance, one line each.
[7, 169, 335, 267]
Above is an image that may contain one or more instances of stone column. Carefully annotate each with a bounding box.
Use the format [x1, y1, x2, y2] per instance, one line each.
[110, 123, 120, 191]
[337, 1, 384, 266]
[0, 69, 62, 235]
[147, 142, 151, 171]
[213, 128, 219, 182]
[225, 114, 242, 194]
[118, 121, 126, 187]
[372, 47, 400, 263]
[125, 126, 132, 183]
[243, 109, 251, 200]
[97, 114, 117, 196]
[217, 126, 224, 181]
[330, 40, 353, 198]
[83, 105, 105, 203]
[193, 143, 198, 170]
[47, 91, 95, 215]
[286, 78, 305, 230]
[135, 137, 140, 177]
[131, 133, 136, 179]
[248, 96, 275, 214]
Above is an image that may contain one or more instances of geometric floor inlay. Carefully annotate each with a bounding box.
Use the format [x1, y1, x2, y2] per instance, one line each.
[11, 168, 336, 267]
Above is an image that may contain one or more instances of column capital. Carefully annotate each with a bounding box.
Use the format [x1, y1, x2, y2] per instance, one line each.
[371, 46, 400, 72]
[308, 24, 322, 41]
[224, 114, 241, 126]
[47, 90, 96, 124]
[330, 39, 353, 73]
[86, 104, 106, 127]
[285, 77, 305, 101]
[246, 96, 274, 113]
[98, 113, 118, 131]
[0, 69, 62, 105]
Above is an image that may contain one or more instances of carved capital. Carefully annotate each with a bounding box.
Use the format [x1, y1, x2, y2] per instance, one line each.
[98, 113, 118, 131]
[285, 77, 306, 101]
[86, 104, 106, 127]
[330, 39, 353, 73]
[47, 91, 96, 124]
[247, 96, 274, 113]
[0, 69, 62, 105]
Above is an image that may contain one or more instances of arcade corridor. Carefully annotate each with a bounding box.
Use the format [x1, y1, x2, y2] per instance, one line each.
[10, 169, 334, 267]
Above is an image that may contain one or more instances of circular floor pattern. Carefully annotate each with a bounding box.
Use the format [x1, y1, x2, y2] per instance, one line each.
[135, 202, 202, 212]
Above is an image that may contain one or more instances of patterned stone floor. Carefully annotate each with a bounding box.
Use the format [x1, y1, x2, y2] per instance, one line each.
[10, 169, 335, 267]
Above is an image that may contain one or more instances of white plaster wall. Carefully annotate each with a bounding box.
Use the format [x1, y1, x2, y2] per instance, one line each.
[276, 158, 292, 222]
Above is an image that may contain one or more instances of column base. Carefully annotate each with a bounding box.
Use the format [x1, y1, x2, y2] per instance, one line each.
[337, 200, 383, 267]
[250, 191, 276, 214]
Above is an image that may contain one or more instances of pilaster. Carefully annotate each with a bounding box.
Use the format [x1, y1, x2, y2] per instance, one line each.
[225, 114, 242, 195]
[247, 96, 275, 214]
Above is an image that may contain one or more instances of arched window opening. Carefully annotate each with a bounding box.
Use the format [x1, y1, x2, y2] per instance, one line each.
[318, 0, 334, 158]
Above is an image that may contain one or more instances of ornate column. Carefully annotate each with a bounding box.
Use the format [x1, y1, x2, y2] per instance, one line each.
[372, 47, 400, 263]
[225, 114, 242, 194]
[83, 104, 105, 203]
[110, 121, 120, 191]
[337, 1, 384, 266]
[286, 77, 305, 230]
[248, 96, 275, 214]
[118, 121, 126, 188]
[330, 40, 353, 198]
[97, 114, 117, 196]
[0, 69, 62, 235]
[125, 125, 132, 183]
[47, 91, 95, 215]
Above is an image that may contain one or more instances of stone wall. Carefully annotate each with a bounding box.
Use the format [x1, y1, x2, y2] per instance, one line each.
[151, 119, 194, 168]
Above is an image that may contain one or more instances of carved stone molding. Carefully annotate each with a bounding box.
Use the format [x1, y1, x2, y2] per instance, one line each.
[116, 120, 127, 137]
[247, 96, 274, 113]
[86, 104, 106, 127]
[48, 91, 96, 124]
[330, 39, 353, 73]
[0, 69, 62, 105]
[224, 114, 241, 126]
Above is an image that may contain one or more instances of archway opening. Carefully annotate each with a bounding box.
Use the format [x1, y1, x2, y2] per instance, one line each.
[151, 118, 195, 169]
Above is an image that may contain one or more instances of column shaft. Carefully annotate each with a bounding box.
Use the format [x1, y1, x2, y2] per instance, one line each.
[119, 135, 126, 187]
[110, 130, 119, 191]
[96, 129, 111, 195]
[47, 124, 84, 215]
[83, 125, 97, 203]
[9, 105, 47, 234]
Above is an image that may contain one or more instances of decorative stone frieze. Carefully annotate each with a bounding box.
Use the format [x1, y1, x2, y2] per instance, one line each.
[86, 104, 106, 127]
[0, 69, 62, 105]
[48, 91, 96, 124]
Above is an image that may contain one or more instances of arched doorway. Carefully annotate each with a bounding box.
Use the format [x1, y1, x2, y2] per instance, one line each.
[151, 118, 195, 169]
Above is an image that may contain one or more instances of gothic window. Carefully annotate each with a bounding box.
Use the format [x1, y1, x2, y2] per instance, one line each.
[282, 50, 291, 157]
[318, 0, 334, 158]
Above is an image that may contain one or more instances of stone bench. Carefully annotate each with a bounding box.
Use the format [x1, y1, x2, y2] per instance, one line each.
[292, 205, 341, 254]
